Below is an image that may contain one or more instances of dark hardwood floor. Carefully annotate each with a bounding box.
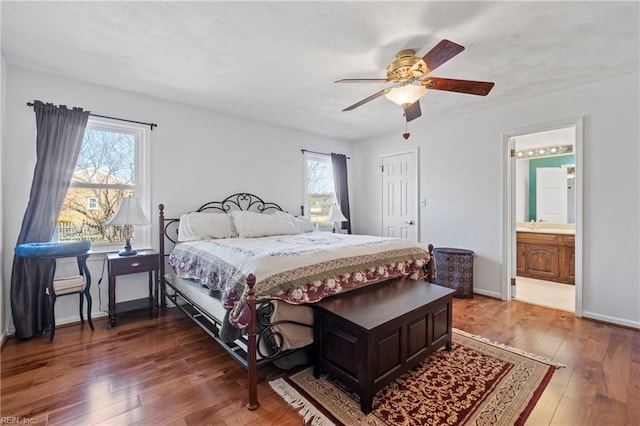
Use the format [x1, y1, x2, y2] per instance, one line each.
[2, 295, 638, 425]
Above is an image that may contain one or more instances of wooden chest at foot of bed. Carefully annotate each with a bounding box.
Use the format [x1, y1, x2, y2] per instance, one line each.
[313, 277, 455, 414]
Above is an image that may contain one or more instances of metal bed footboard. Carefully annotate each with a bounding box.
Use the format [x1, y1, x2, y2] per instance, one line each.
[163, 275, 312, 369]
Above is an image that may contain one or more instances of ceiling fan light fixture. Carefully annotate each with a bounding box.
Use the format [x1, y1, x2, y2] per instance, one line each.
[337, 39, 494, 118]
[385, 84, 427, 106]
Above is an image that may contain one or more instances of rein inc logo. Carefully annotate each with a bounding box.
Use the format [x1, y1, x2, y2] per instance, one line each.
[1, 418, 34, 424]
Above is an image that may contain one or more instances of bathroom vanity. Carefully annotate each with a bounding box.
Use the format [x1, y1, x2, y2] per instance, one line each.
[516, 224, 575, 285]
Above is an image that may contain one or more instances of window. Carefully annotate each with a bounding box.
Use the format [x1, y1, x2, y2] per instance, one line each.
[304, 153, 336, 231]
[86, 197, 99, 210]
[57, 117, 151, 251]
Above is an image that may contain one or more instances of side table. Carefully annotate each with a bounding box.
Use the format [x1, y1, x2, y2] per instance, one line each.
[106, 250, 159, 328]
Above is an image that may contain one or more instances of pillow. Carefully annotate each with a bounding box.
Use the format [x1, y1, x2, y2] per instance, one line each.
[231, 210, 304, 238]
[270, 210, 315, 233]
[293, 216, 315, 233]
[178, 212, 235, 242]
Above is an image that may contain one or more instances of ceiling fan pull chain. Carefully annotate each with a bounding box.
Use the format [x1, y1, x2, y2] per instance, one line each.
[403, 122, 410, 140]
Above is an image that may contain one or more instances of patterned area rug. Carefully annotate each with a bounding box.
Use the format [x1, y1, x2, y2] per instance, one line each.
[269, 329, 562, 426]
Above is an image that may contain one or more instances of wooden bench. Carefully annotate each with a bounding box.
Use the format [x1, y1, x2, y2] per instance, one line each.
[313, 277, 455, 414]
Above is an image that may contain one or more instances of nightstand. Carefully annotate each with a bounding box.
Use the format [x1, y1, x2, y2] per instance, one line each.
[106, 250, 159, 328]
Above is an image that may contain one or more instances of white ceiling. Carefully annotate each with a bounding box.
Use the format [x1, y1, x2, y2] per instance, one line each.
[2, 1, 638, 141]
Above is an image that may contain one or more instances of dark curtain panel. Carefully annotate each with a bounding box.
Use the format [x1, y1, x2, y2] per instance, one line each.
[10, 101, 90, 339]
[331, 153, 352, 234]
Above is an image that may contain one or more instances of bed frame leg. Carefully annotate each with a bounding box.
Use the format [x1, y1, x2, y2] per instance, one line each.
[246, 273, 259, 410]
[426, 243, 435, 283]
[158, 204, 166, 309]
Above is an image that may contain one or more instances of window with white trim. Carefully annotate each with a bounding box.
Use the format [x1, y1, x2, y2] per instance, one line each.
[57, 117, 151, 251]
[303, 153, 336, 231]
[86, 197, 99, 210]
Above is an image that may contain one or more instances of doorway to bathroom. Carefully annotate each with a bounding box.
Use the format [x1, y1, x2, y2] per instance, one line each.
[502, 118, 583, 315]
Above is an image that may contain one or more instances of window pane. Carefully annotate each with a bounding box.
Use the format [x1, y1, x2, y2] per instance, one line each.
[307, 159, 333, 194]
[306, 156, 335, 231]
[58, 124, 142, 244]
[309, 195, 334, 231]
[59, 188, 135, 243]
[74, 129, 135, 185]
[56, 118, 150, 248]
[87, 197, 99, 210]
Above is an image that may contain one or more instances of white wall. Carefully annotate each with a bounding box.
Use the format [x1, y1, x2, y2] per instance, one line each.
[2, 64, 352, 334]
[351, 72, 640, 328]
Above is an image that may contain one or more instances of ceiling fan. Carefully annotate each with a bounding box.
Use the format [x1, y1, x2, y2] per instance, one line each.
[336, 39, 495, 123]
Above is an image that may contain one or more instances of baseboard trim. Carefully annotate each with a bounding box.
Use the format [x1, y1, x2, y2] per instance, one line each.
[1, 312, 109, 345]
[582, 311, 640, 331]
[54, 311, 108, 326]
[472, 288, 502, 299]
[1, 331, 8, 351]
[466, 294, 638, 331]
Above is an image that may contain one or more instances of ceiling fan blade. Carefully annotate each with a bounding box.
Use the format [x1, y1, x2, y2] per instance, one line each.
[423, 77, 495, 96]
[335, 78, 390, 83]
[342, 88, 391, 111]
[421, 39, 465, 72]
[404, 100, 422, 122]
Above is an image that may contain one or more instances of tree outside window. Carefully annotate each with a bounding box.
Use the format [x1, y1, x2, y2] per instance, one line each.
[58, 123, 139, 244]
[305, 154, 336, 231]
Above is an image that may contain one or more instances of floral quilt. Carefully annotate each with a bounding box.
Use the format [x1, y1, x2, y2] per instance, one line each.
[169, 231, 429, 327]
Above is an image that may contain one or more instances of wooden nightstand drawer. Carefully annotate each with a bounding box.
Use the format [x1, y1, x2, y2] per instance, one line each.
[109, 252, 159, 275]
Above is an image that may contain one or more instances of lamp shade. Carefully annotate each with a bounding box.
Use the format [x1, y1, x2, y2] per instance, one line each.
[105, 197, 150, 226]
[327, 203, 348, 223]
[385, 84, 427, 106]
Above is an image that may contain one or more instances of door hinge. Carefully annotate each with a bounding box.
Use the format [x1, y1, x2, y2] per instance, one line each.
[511, 278, 516, 286]
[380, 165, 384, 172]
[510, 149, 516, 157]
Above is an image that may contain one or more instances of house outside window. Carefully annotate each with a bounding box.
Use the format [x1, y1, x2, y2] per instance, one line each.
[304, 153, 336, 231]
[57, 117, 151, 251]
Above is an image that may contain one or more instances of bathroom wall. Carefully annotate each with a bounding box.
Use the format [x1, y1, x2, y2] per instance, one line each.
[528, 154, 575, 222]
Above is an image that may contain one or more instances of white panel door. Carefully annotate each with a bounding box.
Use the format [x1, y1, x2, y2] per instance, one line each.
[536, 167, 567, 222]
[381, 150, 418, 241]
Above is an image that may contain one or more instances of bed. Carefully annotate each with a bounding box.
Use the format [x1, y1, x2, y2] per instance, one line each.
[158, 193, 435, 409]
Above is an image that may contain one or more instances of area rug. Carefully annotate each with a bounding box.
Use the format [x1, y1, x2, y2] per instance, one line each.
[269, 329, 563, 426]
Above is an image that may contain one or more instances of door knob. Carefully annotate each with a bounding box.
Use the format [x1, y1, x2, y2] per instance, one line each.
[404, 220, 415, 225]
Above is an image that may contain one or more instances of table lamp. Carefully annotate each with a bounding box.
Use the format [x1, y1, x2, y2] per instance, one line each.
[105, 197, 150, 256]
[327, 203, 348, 233]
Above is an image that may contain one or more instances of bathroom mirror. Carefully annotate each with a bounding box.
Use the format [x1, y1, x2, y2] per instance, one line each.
[514, 128, 576, 226]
